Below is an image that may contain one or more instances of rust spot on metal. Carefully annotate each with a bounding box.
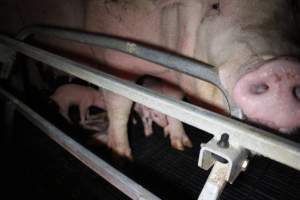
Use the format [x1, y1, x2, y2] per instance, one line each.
[126, 42, 137, 53]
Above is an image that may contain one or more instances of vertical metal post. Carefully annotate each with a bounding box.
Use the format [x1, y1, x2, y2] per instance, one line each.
[198, 162, 228, 200]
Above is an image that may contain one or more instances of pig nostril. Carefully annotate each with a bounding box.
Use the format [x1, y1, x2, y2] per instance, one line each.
[250, 84, 269, 95]
[293, 86, 300, 100]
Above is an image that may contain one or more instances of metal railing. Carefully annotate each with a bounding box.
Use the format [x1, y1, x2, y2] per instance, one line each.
[0, 88, 160, 200]
[16, 26, 242, 118]
[0, 26, 299, 200]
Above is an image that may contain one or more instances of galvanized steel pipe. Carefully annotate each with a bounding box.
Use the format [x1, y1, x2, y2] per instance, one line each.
[16, 26, 242, 117]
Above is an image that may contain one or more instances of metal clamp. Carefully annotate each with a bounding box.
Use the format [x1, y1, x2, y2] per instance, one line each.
[198, 135, 249, 200]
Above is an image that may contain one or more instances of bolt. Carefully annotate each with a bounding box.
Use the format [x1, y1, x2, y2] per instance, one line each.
[217, 133, 230, 148]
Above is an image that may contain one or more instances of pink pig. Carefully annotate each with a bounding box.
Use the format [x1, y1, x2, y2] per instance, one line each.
[50, 84, 104, 125]
[51, 78, 192, 151]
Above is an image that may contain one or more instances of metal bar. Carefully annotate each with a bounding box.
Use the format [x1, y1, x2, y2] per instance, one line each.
[0, 35, 299, 171]
[17, 26, 220, 87]
[16, 26, 244, 117]
[198, 162, 228, 200]
[0, 87, 161, 200]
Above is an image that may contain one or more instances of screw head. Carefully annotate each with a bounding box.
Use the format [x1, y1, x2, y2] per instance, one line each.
[217, 133, 230, 148]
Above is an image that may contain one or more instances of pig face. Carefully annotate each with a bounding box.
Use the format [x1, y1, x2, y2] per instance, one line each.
[197, 0, 300, 133]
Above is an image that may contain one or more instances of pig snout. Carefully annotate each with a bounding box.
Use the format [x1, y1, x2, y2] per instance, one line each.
[233, 58, 300, 133]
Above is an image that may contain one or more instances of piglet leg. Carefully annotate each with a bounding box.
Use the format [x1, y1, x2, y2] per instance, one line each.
[79, 100, 90, 125]
[142, 116, 154, 137]
[164, 116, 192, 150]
[83, 112, 109, 132]
[141, 107, 155, 137]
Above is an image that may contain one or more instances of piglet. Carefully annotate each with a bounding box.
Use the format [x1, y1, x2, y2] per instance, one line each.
[50, 84, 104, 125]
[133, 77, 192, 150]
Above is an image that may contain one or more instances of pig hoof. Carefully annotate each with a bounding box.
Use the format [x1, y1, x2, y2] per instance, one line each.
[170, 135, 193, 150]
[111, 147, 133, 160]
[164, 126, 193, 150]
[171, 139, 185, 151]
[144, 129, 153, 137]
[107, 135, 132, 159]
[183, 137, 193, 148]
[91, 132, 109, 144]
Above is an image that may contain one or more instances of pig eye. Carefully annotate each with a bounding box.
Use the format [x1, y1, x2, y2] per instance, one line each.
[293, 86, 300, 100]
[212, 3, 219, 10]
[206, 2, 220, 17]
[250, 84, 269, 95]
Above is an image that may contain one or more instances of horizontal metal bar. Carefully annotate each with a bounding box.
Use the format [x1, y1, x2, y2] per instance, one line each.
[0, 87, 161, 200]
[17, 26, 220, 87]
[16, 25, 244, 117]
[0, 34, 299, 171]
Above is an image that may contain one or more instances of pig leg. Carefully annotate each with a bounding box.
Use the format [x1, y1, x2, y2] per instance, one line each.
[141, 107, 154, 137]
[159, 83, 192, 150]
[103, 90, 133, 159]
[79, 101, 90, 125]
[163, 116, 192, 150]
[59, 106, 72, 123]
[133, 103, 154, 136]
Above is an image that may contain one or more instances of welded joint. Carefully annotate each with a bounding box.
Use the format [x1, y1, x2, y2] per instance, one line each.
[198, 137, 249, 184]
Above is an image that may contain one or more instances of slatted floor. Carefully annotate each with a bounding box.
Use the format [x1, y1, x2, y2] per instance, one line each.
[1, 88, 300, 200]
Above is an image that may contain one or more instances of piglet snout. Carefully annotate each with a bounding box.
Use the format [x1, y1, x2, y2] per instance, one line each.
[233, 58, 300, 133]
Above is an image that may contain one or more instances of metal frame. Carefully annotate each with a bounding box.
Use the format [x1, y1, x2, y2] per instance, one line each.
[0, 87, 161, 200]
[16, 26, 243, 118]
[0, 26, 299, 200]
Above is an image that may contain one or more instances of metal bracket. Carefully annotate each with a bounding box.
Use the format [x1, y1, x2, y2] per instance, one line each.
[198, 136, 249, 200]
